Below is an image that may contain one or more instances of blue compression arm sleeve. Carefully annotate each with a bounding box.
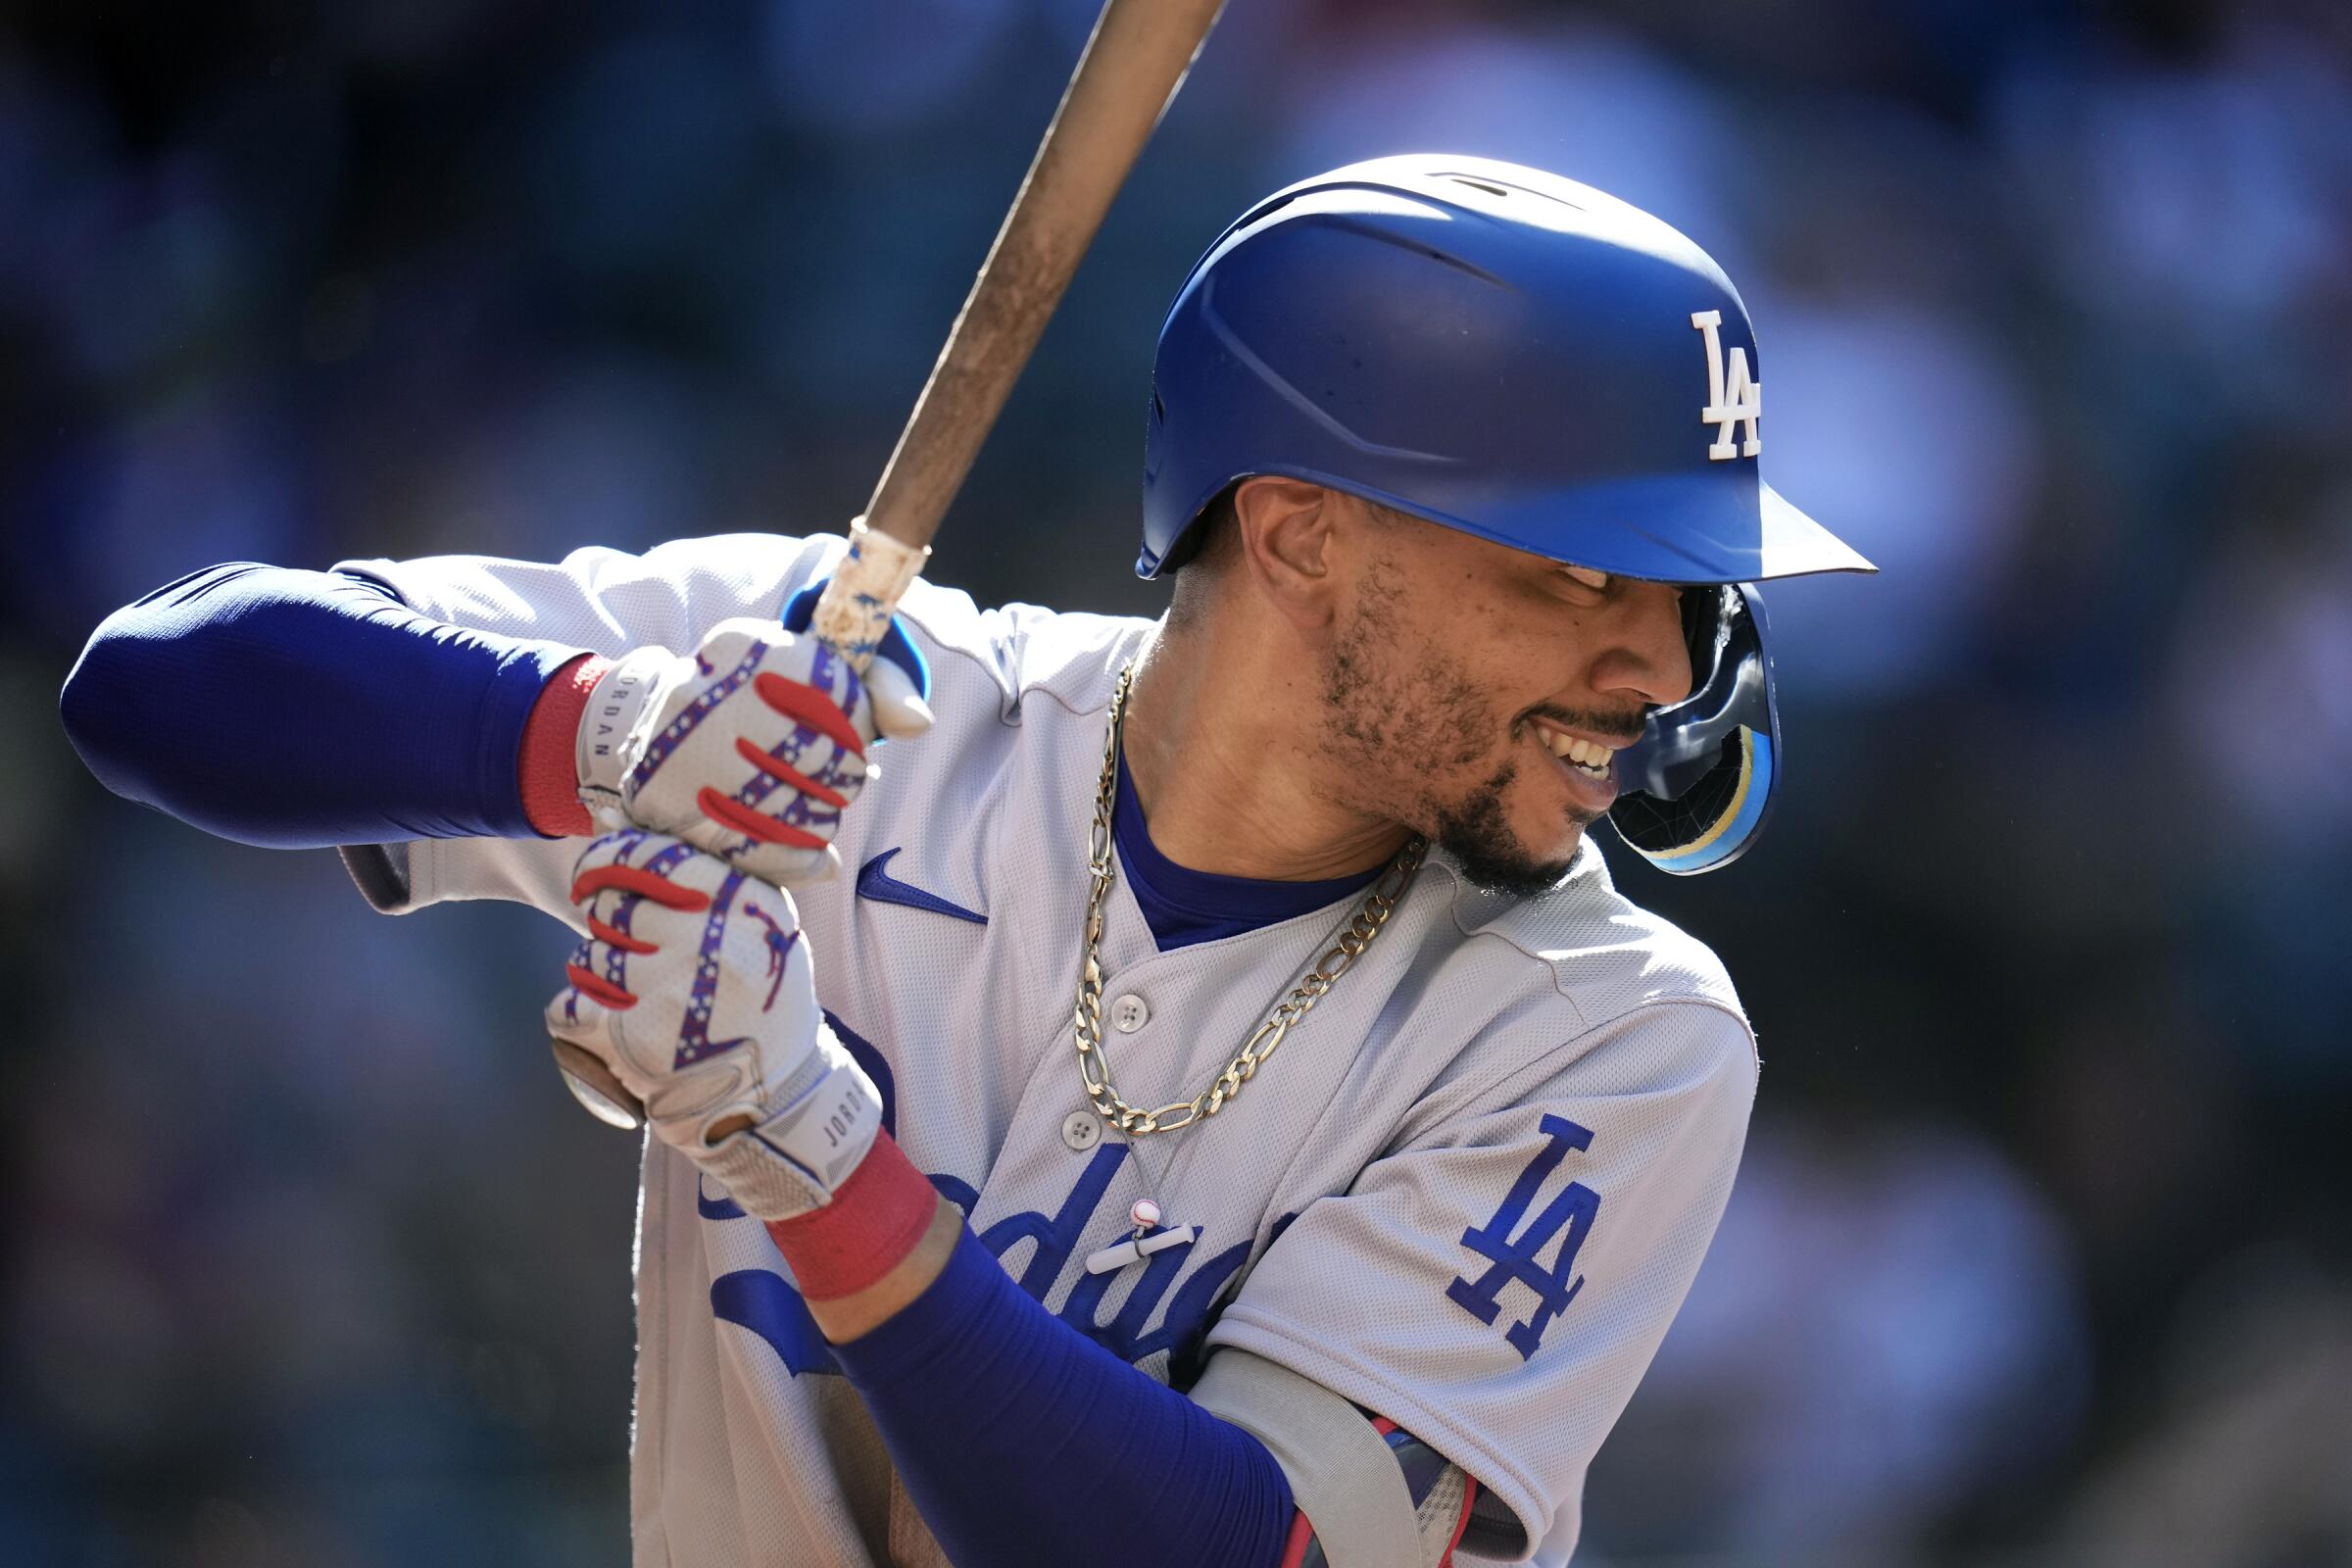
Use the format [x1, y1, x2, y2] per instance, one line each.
[833, 1229, 1294, 1568]
[61, 564, 588, 846]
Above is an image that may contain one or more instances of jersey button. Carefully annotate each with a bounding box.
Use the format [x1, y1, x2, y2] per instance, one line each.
[1110, 994, 1150, 1034]
[1061, 1110, 1104, 1152]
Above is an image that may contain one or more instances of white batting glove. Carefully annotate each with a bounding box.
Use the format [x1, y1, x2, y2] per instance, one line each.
[579, 617, 931, 886]
[545, 829, 884, 1221]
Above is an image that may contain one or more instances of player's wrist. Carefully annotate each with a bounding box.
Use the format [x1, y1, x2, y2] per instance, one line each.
[519, 653, 609, 838]
[765, 1131, 948, 1305]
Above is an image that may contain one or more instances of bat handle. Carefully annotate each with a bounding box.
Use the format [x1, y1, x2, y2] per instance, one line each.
[808, 519, 932, 674]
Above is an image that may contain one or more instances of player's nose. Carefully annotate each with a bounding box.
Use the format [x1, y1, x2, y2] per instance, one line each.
[1591, 581, 1693, 710]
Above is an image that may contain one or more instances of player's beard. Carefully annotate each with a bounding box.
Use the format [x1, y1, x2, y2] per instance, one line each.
[1427, 759, 1595, 898]
[1319, 562, 1596, 900]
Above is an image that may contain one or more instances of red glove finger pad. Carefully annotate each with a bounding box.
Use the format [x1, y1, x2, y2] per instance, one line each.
[585, 914, 657, 954]
[734, 737, 851, 808]
[754, 672, 865, 757]
[569, 864, 713, 909]
[565, 962, 637, 1009]
[696, 787, 829, 850]
[764, 1132, 940, 1301]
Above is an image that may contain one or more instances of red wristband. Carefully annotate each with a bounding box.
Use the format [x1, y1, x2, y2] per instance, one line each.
[764, 1132, 942, 1301]
[519, 653, 609, 838]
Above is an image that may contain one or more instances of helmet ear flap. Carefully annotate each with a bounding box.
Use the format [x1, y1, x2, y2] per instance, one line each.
[1610, 724, 1775, 873]
[1609, 584, 1781, 874]
[1156, 480, 1245, 577]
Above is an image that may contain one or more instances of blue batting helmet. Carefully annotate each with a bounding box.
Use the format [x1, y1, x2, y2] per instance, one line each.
[1140, 154, 1874, 873]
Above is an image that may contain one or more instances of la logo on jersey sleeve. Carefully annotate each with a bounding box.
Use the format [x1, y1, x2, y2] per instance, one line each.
[1446, 1115, 1602, 1361]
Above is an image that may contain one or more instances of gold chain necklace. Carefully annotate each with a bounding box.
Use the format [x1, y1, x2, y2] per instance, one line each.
[1071, 662, 1426, 1138]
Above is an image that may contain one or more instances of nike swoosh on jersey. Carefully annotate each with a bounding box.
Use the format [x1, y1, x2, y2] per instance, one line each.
[855, 848, 986, 925]
[699, 1177, 747, 1221]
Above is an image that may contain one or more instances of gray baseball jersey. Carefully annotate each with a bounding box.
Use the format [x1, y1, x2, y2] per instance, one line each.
[336, 530, 1759, 1567]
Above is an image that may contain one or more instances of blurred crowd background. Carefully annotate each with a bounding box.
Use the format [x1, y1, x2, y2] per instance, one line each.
[4, 0, 2349, 1564]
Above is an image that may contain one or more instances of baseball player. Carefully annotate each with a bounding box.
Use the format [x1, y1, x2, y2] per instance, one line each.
[63, 157, 1872, 1566]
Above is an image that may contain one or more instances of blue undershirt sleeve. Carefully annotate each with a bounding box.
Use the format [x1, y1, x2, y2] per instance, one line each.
[61, 563, 589, 847]
[832, 1228, 1295, 1568]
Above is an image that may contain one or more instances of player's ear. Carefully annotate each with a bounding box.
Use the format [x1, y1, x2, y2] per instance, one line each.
[1232, 477, 1340, 630]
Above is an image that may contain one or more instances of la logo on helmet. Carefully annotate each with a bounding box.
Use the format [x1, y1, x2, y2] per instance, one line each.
[1690, 310, 1761, 460]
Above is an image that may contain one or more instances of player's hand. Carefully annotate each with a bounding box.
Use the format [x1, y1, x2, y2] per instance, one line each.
[579, 614, 930, 886]
[545, 829, 884, 1221]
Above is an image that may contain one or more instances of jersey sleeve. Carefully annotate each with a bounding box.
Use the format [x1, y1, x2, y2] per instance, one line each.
[333, 531, 842, 920]
[1204, 1000, 1758, 1566]
[334, 531, 839, 657]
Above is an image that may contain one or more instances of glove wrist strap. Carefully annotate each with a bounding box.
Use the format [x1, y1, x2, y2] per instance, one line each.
[697, 1050, 884, 1220]
[576, 649, 669, 806]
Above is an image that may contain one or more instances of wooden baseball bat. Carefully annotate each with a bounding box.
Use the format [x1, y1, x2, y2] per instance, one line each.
[552, 0, 1229, 1129]
[804, 0, 1231, 668]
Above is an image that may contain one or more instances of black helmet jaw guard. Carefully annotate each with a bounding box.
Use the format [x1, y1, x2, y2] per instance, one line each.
[1608, 583, 1781, 875]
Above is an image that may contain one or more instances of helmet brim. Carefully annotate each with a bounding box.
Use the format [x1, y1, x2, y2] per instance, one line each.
[1141, 468, 1878, 586]
[1758, 481, 1876, 579]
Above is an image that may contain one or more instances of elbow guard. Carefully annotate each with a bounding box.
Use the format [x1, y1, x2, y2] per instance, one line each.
[1191, 1351, 1480, 1568]
[1280, 1417, 1475, 1568]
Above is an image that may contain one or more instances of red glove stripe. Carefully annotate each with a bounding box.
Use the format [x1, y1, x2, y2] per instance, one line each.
[733, 736, 851, 808]
[564, 962, 637, 1009]
[520, 654, 607, 839]
[764, 1132, 941, 1300]
[697, 787, 827, 850]
[569, 864, 714, 909]
[586, 914, 657, 955]
[754, 672, 865, 757]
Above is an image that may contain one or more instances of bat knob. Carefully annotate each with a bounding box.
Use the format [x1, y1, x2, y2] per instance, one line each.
[552, 1039, 646, 1131]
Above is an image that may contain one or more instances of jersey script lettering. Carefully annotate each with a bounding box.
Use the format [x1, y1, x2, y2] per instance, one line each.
[708, 1011, 1257, 1379]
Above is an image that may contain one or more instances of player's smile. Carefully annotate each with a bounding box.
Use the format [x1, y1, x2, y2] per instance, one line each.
[1526, 715, 1628, 811]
